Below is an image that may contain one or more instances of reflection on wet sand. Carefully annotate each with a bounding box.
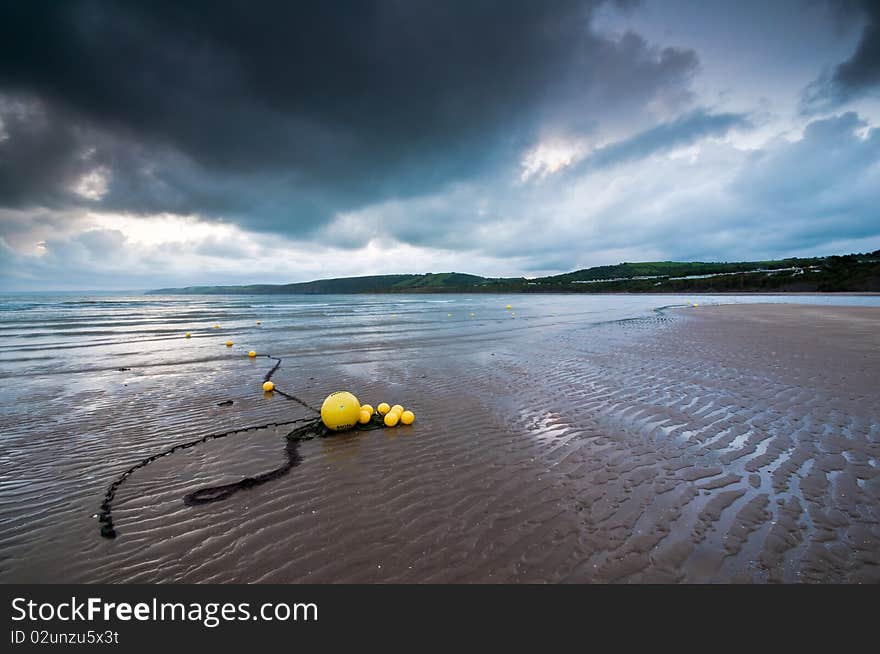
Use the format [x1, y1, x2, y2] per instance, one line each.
[0, 295, 878, 582]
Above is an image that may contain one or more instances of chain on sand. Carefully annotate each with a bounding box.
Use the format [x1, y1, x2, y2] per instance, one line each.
[97, 354, 379, 539]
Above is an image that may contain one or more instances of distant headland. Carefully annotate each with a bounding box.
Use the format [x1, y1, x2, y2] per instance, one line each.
[148, 251, 880, 295]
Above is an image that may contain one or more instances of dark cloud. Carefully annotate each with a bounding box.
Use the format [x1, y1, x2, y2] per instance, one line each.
[574, 108, 749, 172]
[350, 110, 879, 267]
[0, 96, 88, 209]
[802, 0, 880, 109]
[0, 0, 700, 236]
[314, 108, 751, 252]
[3, 1, 878, 291]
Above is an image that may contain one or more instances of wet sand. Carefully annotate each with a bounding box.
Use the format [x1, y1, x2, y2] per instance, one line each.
[2, 303, 878, 583]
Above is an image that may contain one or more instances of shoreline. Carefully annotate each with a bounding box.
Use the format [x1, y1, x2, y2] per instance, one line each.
[141, 290, 880, 296]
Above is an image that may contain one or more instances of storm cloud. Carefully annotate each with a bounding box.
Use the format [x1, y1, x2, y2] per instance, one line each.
[802, 0, 880, 109]
[0, 0, 878, 289]
[0, 0, 696, 231]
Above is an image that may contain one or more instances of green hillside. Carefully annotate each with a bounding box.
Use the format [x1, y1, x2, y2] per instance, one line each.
[150, 272, 519, 295]
[148, 251, 880, 294]
[542, 257, 825, 284]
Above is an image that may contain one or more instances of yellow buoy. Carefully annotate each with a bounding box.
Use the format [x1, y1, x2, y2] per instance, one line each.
[693, 303, 699, 307]
[390, 404, 404, 414]
[377, 402, 391, 416]
[320, 391, 361, 432]
[384, 412, 399, 427]
[400, 410, 415, 425]
[262, 381, 274, 392]
[185, 333, 191, 338]
[248, 350, 257, 358]
[225, 340, 233, 347]
[358, 409, 372, 424]
[361, 403, 374, 416]
[505, 304, 512, 310]
[214, 324, 220, 329]
[256, 321, 261, 325]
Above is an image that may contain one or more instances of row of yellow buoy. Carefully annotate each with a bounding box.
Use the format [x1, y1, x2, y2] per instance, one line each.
[184, 322, 265, 359]
[185, 320, 262, 338]
[373, 401, 415, 427]
[446, 306, 509, 318]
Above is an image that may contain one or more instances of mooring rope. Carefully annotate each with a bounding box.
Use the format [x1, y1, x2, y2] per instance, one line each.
[98, 353, 327, 539]
[264, 354, 320, 413]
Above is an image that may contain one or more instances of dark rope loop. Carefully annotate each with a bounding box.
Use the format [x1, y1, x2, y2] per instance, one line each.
[98, 353, 322, 539]
[264, 354, 321, 413]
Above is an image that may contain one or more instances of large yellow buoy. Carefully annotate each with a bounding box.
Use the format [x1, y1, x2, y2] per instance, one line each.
[321, 391, 361, 432]
[400, 410, 415, 425]
[360, 404, 374, 416]
[262, 381, 274, 392]
[377, 402, 391, 416]
[384, 412, 399, 427]
[248, 350, 257, 358]
[358, 409, 372, 424]
[225, 340, 233, 347]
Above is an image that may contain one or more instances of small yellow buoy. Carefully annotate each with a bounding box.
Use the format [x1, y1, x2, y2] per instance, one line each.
[320, 391, 361, 432]
[384, 412, 399, 427]
[214, 324, 220, 329]
[358, 409, 372, 424]
[225, 340, 233, 347]
[185, 333, 191, 338]
[505, 304, 512, 310]
[390, 404, 404, 415]
[361, 403, 374, 416]
[262, 381, 274, 392]
[256, 321, 261, 325]
[248, 350, 257, 358]
[377, 402, 391, 416]
[400, 410, 415, 425]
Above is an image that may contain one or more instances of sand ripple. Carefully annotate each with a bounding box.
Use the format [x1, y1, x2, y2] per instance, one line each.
[1, 303, 878, 583]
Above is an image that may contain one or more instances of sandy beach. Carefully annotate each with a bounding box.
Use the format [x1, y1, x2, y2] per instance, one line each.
[1, 300, 878, 583]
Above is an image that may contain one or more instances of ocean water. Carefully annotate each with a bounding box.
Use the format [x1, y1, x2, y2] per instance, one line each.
[2, 292, 879, 380]
[1, 292, 879, 582]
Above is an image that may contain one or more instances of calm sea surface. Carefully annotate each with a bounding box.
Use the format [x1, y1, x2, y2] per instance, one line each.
[2, 292, 879, 380]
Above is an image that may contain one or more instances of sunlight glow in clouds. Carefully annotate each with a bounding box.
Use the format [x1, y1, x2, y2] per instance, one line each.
[86, 212, 240, 247]
[520, 139, 590, 182]
[71, 167, 111, 201]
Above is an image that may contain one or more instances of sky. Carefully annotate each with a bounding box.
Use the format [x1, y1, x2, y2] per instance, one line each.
[0, 0, 878, 290]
